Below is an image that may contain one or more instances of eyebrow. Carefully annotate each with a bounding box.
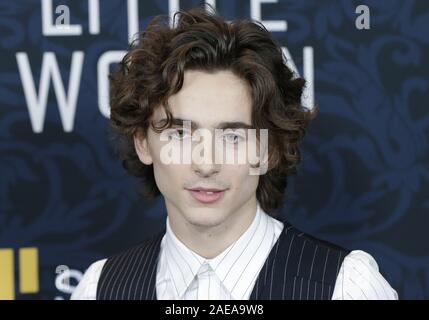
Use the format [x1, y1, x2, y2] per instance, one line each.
[155, 118, 254, 130]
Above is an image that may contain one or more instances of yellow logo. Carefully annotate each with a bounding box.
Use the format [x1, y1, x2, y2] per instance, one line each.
[0, 248, 39, 300]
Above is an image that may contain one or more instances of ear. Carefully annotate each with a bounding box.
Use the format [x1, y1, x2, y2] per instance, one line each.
[134, 129, 153, 165]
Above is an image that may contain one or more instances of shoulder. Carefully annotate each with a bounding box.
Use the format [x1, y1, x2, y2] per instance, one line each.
[332, 250, 398, 300]
[70, 259, 107, 300]
[70, 231, 165, 300]
[102, 231, 165, 269]
[277, 220, 350, 258]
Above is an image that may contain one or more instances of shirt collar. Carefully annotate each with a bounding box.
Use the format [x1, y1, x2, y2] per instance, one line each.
[163, 202, 273, 299]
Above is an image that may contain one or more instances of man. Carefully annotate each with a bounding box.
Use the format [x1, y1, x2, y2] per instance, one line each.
[72, 6, 397, 300]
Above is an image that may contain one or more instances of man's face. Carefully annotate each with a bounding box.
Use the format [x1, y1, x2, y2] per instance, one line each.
[134, 69, 260, 228]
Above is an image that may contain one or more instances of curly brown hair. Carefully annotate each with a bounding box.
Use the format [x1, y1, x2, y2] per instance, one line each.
[109, 5, 318, 215]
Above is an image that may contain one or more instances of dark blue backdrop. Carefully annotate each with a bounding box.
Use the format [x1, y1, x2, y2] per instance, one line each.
[0, 0, 428, 299]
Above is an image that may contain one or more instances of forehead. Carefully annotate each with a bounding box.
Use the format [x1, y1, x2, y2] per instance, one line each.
[153, 69, 253, 126]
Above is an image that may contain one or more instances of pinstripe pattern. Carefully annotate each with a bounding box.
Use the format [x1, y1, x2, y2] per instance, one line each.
[96, 232, 164, 300]
[249, 222, 350, 300]
[129, 236, 157, 299]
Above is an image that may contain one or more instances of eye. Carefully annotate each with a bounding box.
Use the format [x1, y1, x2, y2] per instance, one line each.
[223, 132, 245, 144]
[167, 128, 191, 140]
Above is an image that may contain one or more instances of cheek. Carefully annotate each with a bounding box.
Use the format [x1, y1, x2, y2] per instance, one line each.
[153, 161, 177, 184]
[242, 174, 259, 192]
[148, 139, 174, 190]
[152, 161, 189, 194]
[224, 165, 259, 190]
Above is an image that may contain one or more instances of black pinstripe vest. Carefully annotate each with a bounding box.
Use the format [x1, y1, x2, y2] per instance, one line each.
[96, 219, 349, 300]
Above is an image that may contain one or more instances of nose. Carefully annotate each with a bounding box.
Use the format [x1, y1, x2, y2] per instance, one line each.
[192, 162, 220, 177]
[191, 131, 221, 177]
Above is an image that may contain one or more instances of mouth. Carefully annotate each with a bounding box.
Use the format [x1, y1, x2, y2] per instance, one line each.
[185, 187, 228, 204]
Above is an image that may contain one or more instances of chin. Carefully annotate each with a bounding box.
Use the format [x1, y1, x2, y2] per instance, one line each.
[184, 209, 229, 228]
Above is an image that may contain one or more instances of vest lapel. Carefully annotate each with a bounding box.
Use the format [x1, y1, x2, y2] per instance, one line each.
[249, 221, 287, 300]
[147, 230, 164, 300]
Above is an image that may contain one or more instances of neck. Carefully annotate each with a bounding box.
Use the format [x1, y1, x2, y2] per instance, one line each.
[166, 197, 258, 259]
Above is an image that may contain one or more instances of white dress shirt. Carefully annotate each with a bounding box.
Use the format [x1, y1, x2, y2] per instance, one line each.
[71, 204, 398, 300]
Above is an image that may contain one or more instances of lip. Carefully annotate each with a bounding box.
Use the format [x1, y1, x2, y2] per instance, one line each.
[189, 187, 226, 192]
[186, 187, 227, 204]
